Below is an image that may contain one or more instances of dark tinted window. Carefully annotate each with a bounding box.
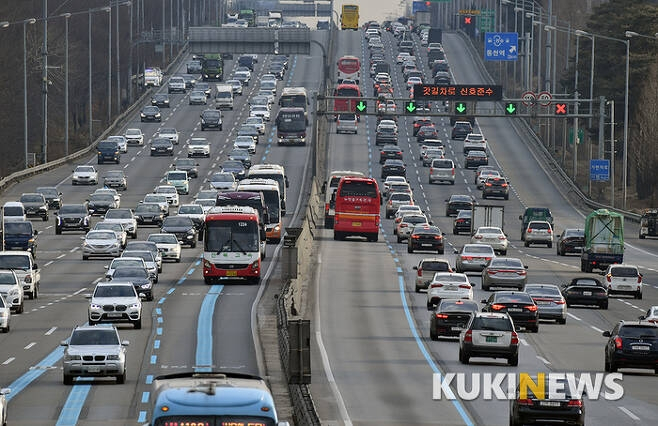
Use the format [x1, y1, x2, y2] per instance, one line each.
[471, 317, 513, 331]
[494, 293, 534, 304]
[610, 267, 639, 277]
[439, 300, 479, 313]
[618, 325, 658, 338]
[70, 329, 120, 346]
[421, 261, 451, 271]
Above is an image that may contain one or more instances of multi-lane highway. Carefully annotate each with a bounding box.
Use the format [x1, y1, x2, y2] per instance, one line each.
[310, 28, 658, 426]
[0, 30, 327, 424]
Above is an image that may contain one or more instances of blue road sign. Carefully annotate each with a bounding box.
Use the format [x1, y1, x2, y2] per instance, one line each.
[412, 1, 429, 13]
[590, 159, 610, 182]
[484, 32, 518, 61]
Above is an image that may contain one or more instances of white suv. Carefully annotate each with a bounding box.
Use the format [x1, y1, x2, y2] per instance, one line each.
[523, 221, 553, 248]
[463, 133, 487, 154]
[0, 251, 40, 299]
[429, 158, 455, 185]
[0, 270, 23, 314]
[604, 264, 642, 299]
[459, 312, 519, 366]
[88, 282, 143, 328]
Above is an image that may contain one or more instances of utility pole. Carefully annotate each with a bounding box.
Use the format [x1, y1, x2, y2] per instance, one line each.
[42, 0, 48, 163]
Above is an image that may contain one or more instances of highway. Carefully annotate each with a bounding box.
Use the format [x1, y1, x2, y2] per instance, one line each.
[310, 28, 658, 426]
[0, 30, 326, 424]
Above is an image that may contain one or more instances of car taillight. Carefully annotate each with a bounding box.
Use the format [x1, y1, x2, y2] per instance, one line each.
[488, 269, 498, 275]
[435, 313, 448, 319]
[473, 235, 482, 239]
[412, 235, 421, 239]
[491, 304, 505, 311]
[431, 283, 443, 289]
[434, 234, 441, 240]
[567, 399, 583, 408]
[485, 183, 492, 187]
[498, 236, 506, 240]
[526, 228, 532, 233]
[555, 299, 566, 305]
[606, 274, 612, 282]
[516, 398, 533, 406]
[325, 203, 330, 213]
[459, 284, 471, 289]
[517, 270, 527, 276]
[511, 331, 519, 345]
[637, 275, 642, 284]
[400, 224, 408, 228]
[429, 167, 435, 174]
[525, 305, 538, 312]
[463, 330, 472, 343]
[451, 169, 455, 175]
[461, 256, 472, 260]
[456, 219, 464, 223]
[484, 257, 492, 261]
[547, 228, 552, 234]
[614, 336, 623, 349]
[417, 268, 423, 277]
[501, 183, 508, 187]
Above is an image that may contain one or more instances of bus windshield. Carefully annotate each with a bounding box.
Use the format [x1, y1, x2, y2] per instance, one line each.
[205, 221, 259, 253]
[279, 94, 306, 108]
[260, 191, 280, 222]
[153, 416, 275, 426]
[339, 181, 378, 198]
[338, 57, 360, 74]
[277, 111, 305, 132]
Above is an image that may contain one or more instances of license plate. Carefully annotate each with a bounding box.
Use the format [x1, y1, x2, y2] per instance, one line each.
[508, 308, 522, 312]
[485, 336, 497, 343]
[618, 285, 631, 290]
[422, 243, 433, 247]
[352, 222, 361, 227]
[539, 401, 560, 407]
[225, 271, 238, 277]
[536, 301, 551, 305]
[87, 367, 101, 373]
[107, 313, 122, 318]
[451, 326, 463, 331]
[583, 291, 592, 296]
[632, 345, 650, 351]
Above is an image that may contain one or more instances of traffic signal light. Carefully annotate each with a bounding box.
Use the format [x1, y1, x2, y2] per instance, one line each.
[454, 102, 467, 115]
[461, 15, 476, 37]
[505, 103, 517, 115]
[554, 103, 567, 115]
[404, 101, 417, 114]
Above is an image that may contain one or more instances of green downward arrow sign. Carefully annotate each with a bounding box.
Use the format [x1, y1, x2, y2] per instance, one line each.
[356, 101, 367, 112]
[455, 103, 466, 113]
[406, 102, 416, 113]
[506, 103, 516, 114]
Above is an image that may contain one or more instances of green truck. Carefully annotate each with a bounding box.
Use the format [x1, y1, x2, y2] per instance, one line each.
[580, 209, 624, 273]
[238, 9, 256, 27]
[202, 54, 224, 81]
[519, 207, 553, 240]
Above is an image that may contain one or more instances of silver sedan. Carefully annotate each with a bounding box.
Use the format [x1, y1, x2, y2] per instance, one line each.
[481, 257, 528, 291]
[455, 244, 495, 273]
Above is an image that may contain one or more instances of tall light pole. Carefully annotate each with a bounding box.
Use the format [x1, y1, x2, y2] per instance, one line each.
[115, 0, 120, 114]
[62, 13, 71, 156]
[574, 31, 595, 130]
[108, 3, 112, 124]
[89, 7, 112, 143]
[42, 0, 48, 164]
[622, 33, 631, 210]
[22, 19, 37, 168]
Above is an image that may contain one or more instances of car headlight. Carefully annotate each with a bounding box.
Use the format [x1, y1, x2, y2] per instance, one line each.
[9, 288, 19, 296]
[106, 354, 120, 360]
[140, 283, 152, 289]
[130, 303, 141, 309]
[64, 354, 82, 361]
[24, 275, 32, 284]
[140, 113, 146, 117]
[90, 303, 101, 309]
[155, 113, 161, 118]
[0, 311, 6, 318]
[151, 147, 156, 150]
[201, 119, 206, 124]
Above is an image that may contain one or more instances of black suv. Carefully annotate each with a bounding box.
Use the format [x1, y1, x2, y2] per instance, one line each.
[453, 210, 472, 235]
[482, 291, 539, 333]
[603, 321, 658, 374]
[407, 225, 445, 254]
[97, 140, 120, 164]
[172, 159, 199, 178]
[36, 186, 63, 210]
[151, 93, 170, 108]
[200, 109, 222, 131]
[55, 204, 91, 234]
[451, 121, 473, 140]
[445, 194, 476, 217]
[381, 159, 406, 179]
[161, 216, 198, 248]
[482, 177, 510, 200]
[379, 145, 403, 164]
[430, 299, 479, 340]
[19, 193, 49, 221]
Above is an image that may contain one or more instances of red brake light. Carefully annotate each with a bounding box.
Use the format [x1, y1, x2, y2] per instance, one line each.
[435, 313, 448, 319]
[431, 283, 444, 288]
[488, 269, 498, 275]
[434, 235, 442, 240]
[606, 274, 612, 282]
[498, 236, 506, 240]
[517, 398, 533, 406]
[547, 229, 552, 234]
[462, 256, 473, 260]
[485, 183, 492, 187]
[511, 331, 519, 345]
[474, 235, 483, 239]
[400, 224, 408, 228]
[555, 299, 566, 305]
[526, 228, 532, 233]
[501, 183, 508, 187]
[525, 305, 538, 312]
[491, 303, 506, 311]
[417, 268, 423, 277]
[517, 270, 527, 276]
[638, 275, 643, 284]
[458, 284, 471, 289]
[412, 235, 421, 239]
[463, 330, 472, 343]
[567, 399, 583, 408]
[614, 336, 623, 349]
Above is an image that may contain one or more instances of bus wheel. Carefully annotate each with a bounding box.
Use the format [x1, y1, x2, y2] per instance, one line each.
[204, 277, 213, 285]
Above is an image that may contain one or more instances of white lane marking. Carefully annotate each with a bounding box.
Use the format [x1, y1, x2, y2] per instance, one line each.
[45, 327, 57, 335]
[2, 358, 15, 365]
[519, 338, 529, 346]
[536, 356, 551, 365]
[73, 288, 87, 295]
[567, 313, 582, 321]
[314, 253, 353, 426]
[57, 254, 66, 259]
[590, 325, 604, 333]
[24, 342, 36, 350]
[69, 247, 78, 253]
[44, 261, 54, 267]
[618, 406, 641, 421]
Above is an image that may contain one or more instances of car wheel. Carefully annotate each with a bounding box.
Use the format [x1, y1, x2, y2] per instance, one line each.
[134, 319, 142, 330]
[531, 325, 539, 333]
[453, 229, 458, 235]
[601, 301, 608, 310]
[33, 285, 38, 299]
[548, 242, 553, 248]
[438, 248, 444, 255]
[397, 236, 402, 243]
[508, 354, 519, 366]
[407, 246, 413, 253]
[82, 255, 89, 260]
[636, 292, 643, 300]
[558, 317, 567, 325]
[459, 349, 469, 364]
[63, 374, 74, 385]
[191, 241, 197, 248]
[42, 214, 48, 221]
[176, 257, 181, 263]
[17, 302, 24, 314]
[524, 241, 529, 247]
[430, 329, 438, 341]
[500, 250, 507, 255]
[116, 370, 126, 384]
[504, 195, 509, 200]
[482, 283, 490, 291]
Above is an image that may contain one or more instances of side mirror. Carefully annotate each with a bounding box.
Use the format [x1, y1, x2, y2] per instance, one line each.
[453, 248, 459, 254]
[33, 230, 38, 236]
[481, 299, 488, 304]
[412, 266, 418, 270]
[33, 264, 38, 270]
[60, 340, 69, 346]
[121, 340, 130, 346]
[84, 294, 92, 299]
[602, 331, 611, 337]
[639, 315, 646, 320]
[519, 215, 523, 220]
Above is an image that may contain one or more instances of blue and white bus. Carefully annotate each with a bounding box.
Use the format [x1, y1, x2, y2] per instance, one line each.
[149, 371, 289, 426]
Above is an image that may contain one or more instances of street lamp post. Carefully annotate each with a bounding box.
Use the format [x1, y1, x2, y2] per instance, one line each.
[22, 19, 37, 168]
[62, 13, 71, 156]
[42, 0, 48, 164]
[108, 4, 112, 124]
[89, 7, 112, 143]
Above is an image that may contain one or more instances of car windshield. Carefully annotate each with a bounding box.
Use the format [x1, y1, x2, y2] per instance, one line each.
[90, 194, 114, 203]
[148, 234, 178, 244]
[105, 171, 124, 179]
[144, 195, 167, 203]
[161, 128, 176, 134]
[76, 166, 95, 173]
[156, 187, 177, 194]
[4, 222, 32, 235]
[87, 231, 116, 240]
[390, 194, 411, 201]
[0, 272, 16, 284]
[60, 205, 87, 214]
[93, 285, 136, 298]
[167, 172, 187, 180]
[136, 204, 161, 213]
[123, 250, 154, 262]
[471, 317, 513, 331]
[404, 216, 427, 224]
[70, 329, 120, 346]
[105, 210, 131, 219]
[96, 223, 123, 232]
[113, 267, 148, 279]
[176, 159, 194, 167]
[211, 173, 233, 182]
[479, 227, 503, 235]
[421, 261, 450, 271]
[203, 111, 220, 119]
[564, 229, 584, 237]
[179, 205, 203, 214]
[163, 217, 193, 227]
[189, 139, 208, 146]
[125, 129, 141, 136]
[20, 194, 43, 203]
[37, 187, 58, 197]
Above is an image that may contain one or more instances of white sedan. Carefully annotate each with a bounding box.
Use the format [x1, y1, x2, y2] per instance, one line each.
[244, 116, 266, 134]
[147, 233, 182, 262]
[154, 185, 180, 207]
[72, 165, 98, 185]
[249, 105, 271, 121]
[406, 76, 423, 90]
[396, 52, 411, 64]
[124, 128, 144, 145]
[426, 272, 473, 310]
[233, 135, 257, 154]
[471, 226, 509, 255]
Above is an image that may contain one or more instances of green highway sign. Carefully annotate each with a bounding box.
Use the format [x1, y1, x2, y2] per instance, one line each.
[405, 101, 417, 114]
[455, 102, 467, 114]
[505, 103, 517, 115]
[356, 101, 367, 112]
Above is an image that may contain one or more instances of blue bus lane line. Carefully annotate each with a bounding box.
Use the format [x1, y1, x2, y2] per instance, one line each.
[195, 284, 224, 372]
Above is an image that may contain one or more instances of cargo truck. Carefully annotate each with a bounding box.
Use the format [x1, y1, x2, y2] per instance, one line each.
[471, 205, 504, 235]
[580, 209, 624, 273]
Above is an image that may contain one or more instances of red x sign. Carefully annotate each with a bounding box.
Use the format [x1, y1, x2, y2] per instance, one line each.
[555, 103, 567, 115]
[464, 17, 472, 24]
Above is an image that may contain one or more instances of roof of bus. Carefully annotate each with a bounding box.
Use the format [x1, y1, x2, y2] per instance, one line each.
[216, 191, 263, 200]
[250, 163, 285, 172]
[339, 176, 378, 185]
[238, 178, 280, 189]
[206, 206, 259, 217]
[329, 170, 366, 179]
[281, 87, 307, 94]
[338, 55, 360, 62]
[335, 82, 360, 89]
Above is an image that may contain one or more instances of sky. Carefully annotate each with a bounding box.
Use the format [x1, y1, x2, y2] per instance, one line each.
[335, 0, 408, 24]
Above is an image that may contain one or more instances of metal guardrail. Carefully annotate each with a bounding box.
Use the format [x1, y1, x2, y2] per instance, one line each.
[0, 42, 190, 196]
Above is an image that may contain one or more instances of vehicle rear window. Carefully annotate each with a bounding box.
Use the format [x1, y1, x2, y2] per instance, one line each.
[432, 160, 453, 168]
[338, 114, 356, 121]
[421, 261, 450, 271]
[490, 259, 524, 268]
[471, 317, 513, 331]
[525, 286, 560, 297]
[610, 267, 639, 277]
[495, 293, 533, 304]
[619, 326, 658, 338]
[529, 222, 550, 229]
[439, 301, 478, 313]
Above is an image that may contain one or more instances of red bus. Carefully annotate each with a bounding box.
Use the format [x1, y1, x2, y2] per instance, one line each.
[333, 83, 362, 119]
[202, 206, 262, 285]
[337, 55, 361, 84]
[333, 177, 381, 242]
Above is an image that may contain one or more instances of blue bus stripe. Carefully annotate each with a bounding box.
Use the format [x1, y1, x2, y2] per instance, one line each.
[55, 381, 92, 426]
